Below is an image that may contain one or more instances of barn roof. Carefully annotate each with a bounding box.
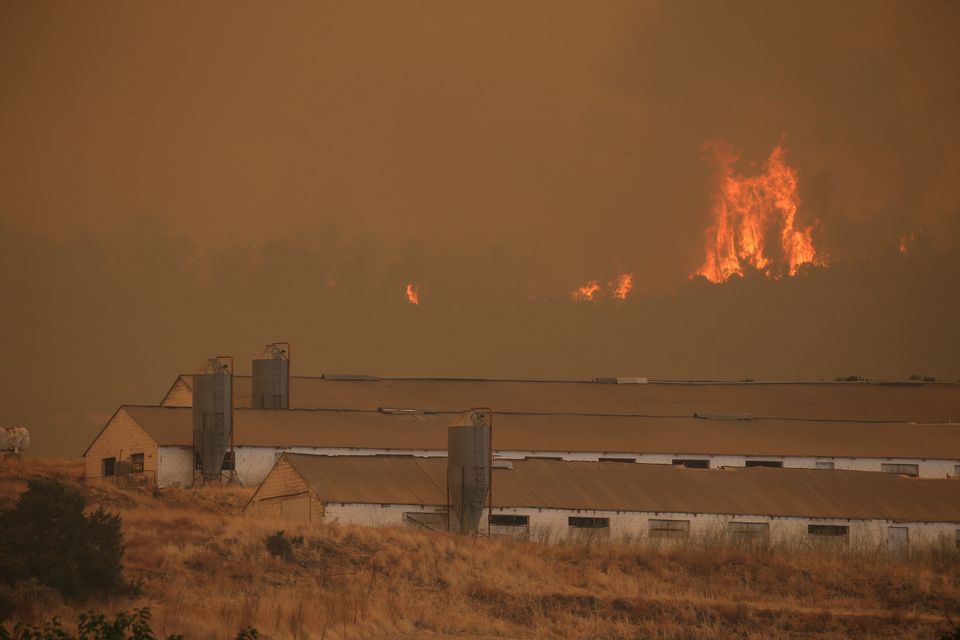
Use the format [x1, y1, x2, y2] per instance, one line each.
[160, 375, 960, 423]
[117, 405, 960, 460]
[279, 453, 960, 522]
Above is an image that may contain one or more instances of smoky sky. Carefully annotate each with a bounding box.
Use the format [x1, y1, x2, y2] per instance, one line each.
[1, 1, 959, 456]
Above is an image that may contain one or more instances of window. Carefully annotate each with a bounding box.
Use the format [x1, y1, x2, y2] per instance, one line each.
[727, 522, 769, 538]
[955, 465, 960, 478]
[649, 519, 690, 539]
[672, 459, 710, 469]
[599, 457, 635, 463]
[815, 461, 835, 470]
[569, 516, 609, 529]
[808, 524, 848, 537]
[130, 453, 144, 473]
[404, 512, 446, 531]
[102, 457, 116, 477]
[881, 463, 919, 477]
[745, 460, 783, 468]
[221, 451, 235, 471]
[489, 514, 529, 527]
[956, 529, 959, 549]
[524, 456, 563, 461]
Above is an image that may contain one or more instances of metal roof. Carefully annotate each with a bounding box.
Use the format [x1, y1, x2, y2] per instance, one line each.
[280, 453, 960, 522]
[162, 375, 960, 423]
[119, 405, 960, 459]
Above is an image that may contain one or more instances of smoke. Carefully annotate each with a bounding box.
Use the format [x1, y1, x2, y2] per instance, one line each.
[1, 1, 960, 454]
[1, 217, 959, 456]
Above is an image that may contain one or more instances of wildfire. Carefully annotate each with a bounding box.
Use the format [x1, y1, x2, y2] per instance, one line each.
[695, 142, 821, 283]
[570, 280, 600, 302]
[899, 228, 921, 255]
[612, 273, 633, 300]
[405, 283, 419, 305]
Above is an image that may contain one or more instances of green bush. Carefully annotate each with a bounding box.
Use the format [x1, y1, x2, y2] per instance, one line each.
[0, 479, 128, 601]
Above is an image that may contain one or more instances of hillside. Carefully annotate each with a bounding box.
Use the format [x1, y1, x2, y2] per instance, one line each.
[1, 458, 959, 639]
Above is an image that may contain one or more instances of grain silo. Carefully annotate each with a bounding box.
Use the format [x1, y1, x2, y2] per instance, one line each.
[447, 409, 492, 535]
[251, 343, 290, 409]
[192, 357, 233, 483]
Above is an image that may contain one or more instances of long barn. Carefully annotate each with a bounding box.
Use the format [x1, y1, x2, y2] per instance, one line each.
[83, 404, 960, 487]
[246, 453, 960, 550]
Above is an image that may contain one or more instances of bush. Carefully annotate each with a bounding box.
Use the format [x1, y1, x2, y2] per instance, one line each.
[0, 479, 127, 600]
[0, 607, 259, 640]
[265, 531, 303, 561]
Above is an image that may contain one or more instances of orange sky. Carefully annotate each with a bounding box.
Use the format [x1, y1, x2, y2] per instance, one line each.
[1, 1, 959, 455]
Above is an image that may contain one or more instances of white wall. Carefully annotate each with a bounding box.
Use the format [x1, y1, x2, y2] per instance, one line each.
[157, 446, 194, 487]
[321, 502, 960, 549]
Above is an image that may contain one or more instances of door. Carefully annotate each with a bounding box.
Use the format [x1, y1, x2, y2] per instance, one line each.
[887, 526, 909, 552]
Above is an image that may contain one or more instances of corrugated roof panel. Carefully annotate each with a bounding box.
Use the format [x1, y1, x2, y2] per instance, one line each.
[280, 454, 960, 522]
[121, 405, 960, 460]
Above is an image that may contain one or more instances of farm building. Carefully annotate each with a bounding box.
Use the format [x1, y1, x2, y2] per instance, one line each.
[246, 453, 960, 550]
[82, 404, 960, 487]
[159, 374, 960, 423]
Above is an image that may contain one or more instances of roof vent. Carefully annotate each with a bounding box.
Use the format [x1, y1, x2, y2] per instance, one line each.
[693, 412, 755, 421]
[378, 407, 417, 415]
[594, 376, 648, 384]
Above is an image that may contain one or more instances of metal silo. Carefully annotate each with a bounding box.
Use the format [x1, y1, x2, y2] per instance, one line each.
[447, 409, 492, 535]
[192, 357, 233, 483]
[251, 342, 290, 409]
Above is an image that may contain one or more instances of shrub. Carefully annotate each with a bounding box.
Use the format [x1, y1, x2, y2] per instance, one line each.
[0, 479, 127, 600]
[0, 607, 259, 640]
[265, 531, 303, 561]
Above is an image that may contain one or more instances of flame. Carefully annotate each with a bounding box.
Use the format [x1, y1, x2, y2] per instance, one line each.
[899, 228, 921, 255]
[611, 273, 633, 300]
[570, 280, 600, 302]
[695, 143, 821, 283]
[405, 283, 419, 305]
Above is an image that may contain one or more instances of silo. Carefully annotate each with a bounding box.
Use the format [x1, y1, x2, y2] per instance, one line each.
[447, 410, 492, 535]
[251, 343, 290, 409]
[192, 357, 233, 483]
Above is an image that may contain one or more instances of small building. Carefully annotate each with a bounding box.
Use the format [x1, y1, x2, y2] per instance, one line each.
[247, 454, 960, 550]
[83, 405, 960, 487]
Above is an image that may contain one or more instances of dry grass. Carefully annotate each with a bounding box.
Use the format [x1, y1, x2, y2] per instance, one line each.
[2, 458, 960, 639]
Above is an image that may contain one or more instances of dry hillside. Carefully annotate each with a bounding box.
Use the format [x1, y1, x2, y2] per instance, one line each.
[1, 458, 959, 639]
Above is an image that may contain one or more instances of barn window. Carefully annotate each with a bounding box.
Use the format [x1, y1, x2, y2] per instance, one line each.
[808, 524, 848, 537]
[130, 453, 144, 473]
[221, 451, 235, 471]
[745, 460, 783, 468]
[599, 457, 635, 463]
[881, 463, 919, 477]
[648, 519, 690, 539]
[404, 512, 446, 531]
[727, 522, 769, 538]
[815, 461, 835, 470]
[102, 457, 116, 477]
[569, 516, 609, 529]
[489, 514, 529, 527]
[672, 459, 710, 469]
